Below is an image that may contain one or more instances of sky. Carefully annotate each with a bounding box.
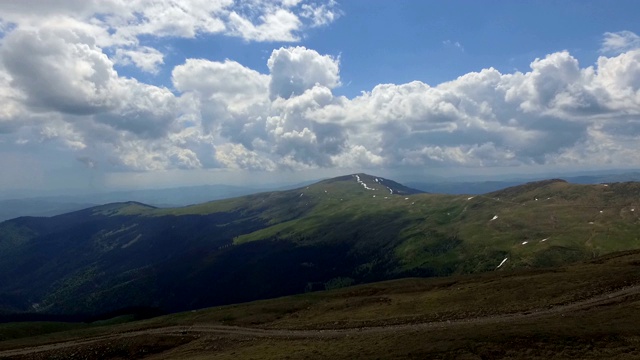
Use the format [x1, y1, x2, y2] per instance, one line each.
[1, 0, 640, 192]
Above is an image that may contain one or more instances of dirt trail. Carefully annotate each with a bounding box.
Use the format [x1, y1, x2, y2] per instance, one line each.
[2, 284, 640, 358]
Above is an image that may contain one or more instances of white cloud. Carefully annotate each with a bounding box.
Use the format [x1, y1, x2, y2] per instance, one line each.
[134, 46, 640, 171]
[228, 8, 302, 42]
[39, 119, 88, 150]
[0, 1, 338, 44]
[94, 79, 179, 138]
[0, 66, 27, 133]
[594, 49, 640, 111]
[1, 23, 118, 115]
[268, 46, 341, 99]
[301, 1, 341, 27]
[0, 20, 202, 172]
[114, 47, 164, 74]
[601, 30, 640, 54]
[215, 143, 276, 171]
[2, 13, 640, 175]
[331, 145, 384, 168]
[173, 59, 269, 104]
[0, 1, 341, 73]
[172, 58, 270, 139]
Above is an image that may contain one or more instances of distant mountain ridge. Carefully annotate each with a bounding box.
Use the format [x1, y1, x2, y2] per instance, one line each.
[0, 184, 268, 222]
[406, 172, 640, 194]
[4, 171, 640, 222]
[1, 174, 640, 318]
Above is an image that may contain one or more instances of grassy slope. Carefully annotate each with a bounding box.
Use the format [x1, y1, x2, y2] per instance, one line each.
[3, 250, 640, 359]
[179, 175, 640, 274]
[159, 175, 640, 273]
[2, 174, 640, 316]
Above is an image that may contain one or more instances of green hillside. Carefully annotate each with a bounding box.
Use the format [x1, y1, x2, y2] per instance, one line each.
[0, 174, 639, 317]
[3, 250, 640, 359]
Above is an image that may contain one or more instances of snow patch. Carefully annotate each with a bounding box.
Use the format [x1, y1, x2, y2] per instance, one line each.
[354, 174, 375, 190]
[521, 241, 528, 245]
[299, 193, 304, 197]
[496, 257, 508, 269]
[467, 196, 474, 200]
[540, 238, 548, 242]
[490, 215, 498, 221]
[387, 187, 393, 194]
[405, 197, 409, 200]
[632, 208, 635, 212]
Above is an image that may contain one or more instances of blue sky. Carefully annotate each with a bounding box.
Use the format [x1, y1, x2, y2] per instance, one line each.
[118, 1, 640, 96]
[1, 0, 640, 192]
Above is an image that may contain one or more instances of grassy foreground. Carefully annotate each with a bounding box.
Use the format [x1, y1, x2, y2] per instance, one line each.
[3, 249, 640, 359]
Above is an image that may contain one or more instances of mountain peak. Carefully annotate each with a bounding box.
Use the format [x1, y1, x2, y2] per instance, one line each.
[88, 201, 156, 216]
[488, 178, 569, 200]
[316, 173, 424, 196]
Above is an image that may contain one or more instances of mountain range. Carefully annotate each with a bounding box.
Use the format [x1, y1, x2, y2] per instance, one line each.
[3, 172, 640, 223]
[1, 173, 639, 319]
[0, 184, 269, 223]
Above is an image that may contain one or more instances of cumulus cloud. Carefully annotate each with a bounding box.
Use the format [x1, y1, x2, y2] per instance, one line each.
[228, 8, 302, 42]
[2, 10, 640, 175]
[0, 19, 201, 172]
[0, 1, 343, 173]
[55, 45, 640, 171]
[1, 23, 118, 115]
[1, 22, 181, 138]
[0, 1, 342, 73]
[215, 143, 276, 171]
[172, 54, 346, 169]
[268, 46, 341, 99]
[0, 66, 27, 133]
[39, 119, 88, 151]
[114, 47, 164, 74]
[0, 0, 339, 43]
[172, 58, 270, 139]
[93, 79, 180, 138]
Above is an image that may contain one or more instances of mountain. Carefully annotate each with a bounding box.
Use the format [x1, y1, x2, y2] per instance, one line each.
[0, 184, 267, 222]
[1, 173, 639, 318]
[0, 199, 97, 223]
[406, 171, 640, 194]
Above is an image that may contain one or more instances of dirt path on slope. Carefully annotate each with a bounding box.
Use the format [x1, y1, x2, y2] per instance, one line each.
[2, 283, 640, 358]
